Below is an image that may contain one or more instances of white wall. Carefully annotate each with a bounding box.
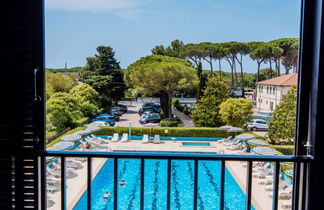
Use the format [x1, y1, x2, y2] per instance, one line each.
[256, 85, 292, 113]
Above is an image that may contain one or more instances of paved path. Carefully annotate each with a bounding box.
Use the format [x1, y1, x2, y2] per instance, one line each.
[172, 108, 195, 127]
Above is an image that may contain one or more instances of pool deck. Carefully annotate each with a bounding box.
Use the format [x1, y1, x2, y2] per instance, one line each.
[47, 140, 290, 210]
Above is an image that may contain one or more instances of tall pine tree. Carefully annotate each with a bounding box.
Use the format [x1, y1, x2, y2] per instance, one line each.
[80, 46, 126, 109]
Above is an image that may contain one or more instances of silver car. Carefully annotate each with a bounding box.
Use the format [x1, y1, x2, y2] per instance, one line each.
[247, 119, 269, 131]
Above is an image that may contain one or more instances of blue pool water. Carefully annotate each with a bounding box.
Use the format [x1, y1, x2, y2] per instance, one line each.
[92, 135, 222, 142]
[74, 159, 255, 210]
[182, 142, 211, 147]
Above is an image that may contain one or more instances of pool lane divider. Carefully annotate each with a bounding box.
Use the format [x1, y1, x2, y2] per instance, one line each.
[171, 162, 181, 209]
[151, 161, 160, 209]
[126, 164, 141, 209]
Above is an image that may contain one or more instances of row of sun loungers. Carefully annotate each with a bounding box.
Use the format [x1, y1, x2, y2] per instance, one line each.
[218, 139, 293, 209]
[46, 157, 87, 193]
[110, 133, 161, 144]
[251, 161, 293, 209]
[141, 134, 161, 144]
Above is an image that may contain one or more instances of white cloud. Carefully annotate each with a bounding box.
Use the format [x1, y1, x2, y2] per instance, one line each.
[46, 0, 153, 13]
[114, 9, 142, 21]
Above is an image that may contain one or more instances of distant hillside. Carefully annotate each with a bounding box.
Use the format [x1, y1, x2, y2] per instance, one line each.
[46, 67, 82, 73]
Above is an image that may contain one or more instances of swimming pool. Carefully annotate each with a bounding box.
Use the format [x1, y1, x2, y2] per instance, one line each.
[73, 159, 255, 210]
[92, 135, 222, 142]
[182, 142, 211, 147]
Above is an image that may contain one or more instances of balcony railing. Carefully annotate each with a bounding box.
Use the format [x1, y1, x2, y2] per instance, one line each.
[40, 150, 312, 210]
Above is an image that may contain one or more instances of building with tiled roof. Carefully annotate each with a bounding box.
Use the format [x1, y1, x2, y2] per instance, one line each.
[255, 73, 298, 113]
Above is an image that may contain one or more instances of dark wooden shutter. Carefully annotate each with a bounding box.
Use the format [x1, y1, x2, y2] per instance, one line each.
[0, 0, 44, 209]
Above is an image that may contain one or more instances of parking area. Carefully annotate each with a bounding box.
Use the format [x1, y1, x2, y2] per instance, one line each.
[115, 101, 145, 127]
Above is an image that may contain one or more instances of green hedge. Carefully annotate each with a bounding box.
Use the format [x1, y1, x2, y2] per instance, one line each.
[246, 140, 295, 156]
[269, 145, 294, 155]
[160, 120, 179, 127]
[94, 127, 229, 137]
[72, 117, 90, 127]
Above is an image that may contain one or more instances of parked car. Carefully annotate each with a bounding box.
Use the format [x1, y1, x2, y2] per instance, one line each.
[100, 113, 120, 122]
[142, 103, 160, 108]
[117, 104, 128, 113]
[110, 107, 123, 116]
[91, 116, 115, 126]
[139, 113, 161, 124]
[138, 107, 161, 115]
[247, 119, 269, 131]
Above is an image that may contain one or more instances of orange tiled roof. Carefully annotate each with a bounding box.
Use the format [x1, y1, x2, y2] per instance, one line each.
[256, 73, 298, 86]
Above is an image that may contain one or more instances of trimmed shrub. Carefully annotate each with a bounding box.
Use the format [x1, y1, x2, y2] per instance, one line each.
[94, 127, 229, 137]
[269, 145, 294, 155]
[72, 117, 90, 127]
[160, 120, 179, 127]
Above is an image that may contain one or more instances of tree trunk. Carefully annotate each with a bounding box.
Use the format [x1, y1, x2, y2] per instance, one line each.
[167, 91, 172, 120]
[218, 59, 222, 80]
[278, 58, 281, 76]
[209, 57, 213, 75]
[233, 58, 238, 89]
[225, 57, 235, 89]
[256, 62, 261, 82]
[239, 54, 244, 96]
[269, 60, 273, 78]
[159, 91, 169, 118]
[240, 65, 244, 97]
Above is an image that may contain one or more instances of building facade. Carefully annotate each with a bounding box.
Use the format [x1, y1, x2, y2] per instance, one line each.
[256, 73, 298, 113]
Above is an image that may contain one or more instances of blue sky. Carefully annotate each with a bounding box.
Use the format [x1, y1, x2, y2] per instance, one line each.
[45, 0, 301, 73]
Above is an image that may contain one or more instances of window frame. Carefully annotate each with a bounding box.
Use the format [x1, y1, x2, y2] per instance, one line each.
[3, 0, 324, 209]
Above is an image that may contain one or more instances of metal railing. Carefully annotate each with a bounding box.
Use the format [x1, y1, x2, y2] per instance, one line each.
[40, 150, 313, 210]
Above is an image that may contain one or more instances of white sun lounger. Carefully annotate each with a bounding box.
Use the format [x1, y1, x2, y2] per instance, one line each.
[236, 147, 248, 154]
[66, 160, 82, 169]
[46, 167, 61, 177]
[120, 133, 129, 142]
[281, 200, 292, 209]
[269, 191, 292, 199]
[258, 178, 273, 185]
[141, 134, 149, 144]
[47, 177, 61, 185]
[74, 157, 86, 162]
[51, 163, 77, 175]
[47, 185, 60, 193]
[153, 135, 161, 144]
[111, 133, 119, 142]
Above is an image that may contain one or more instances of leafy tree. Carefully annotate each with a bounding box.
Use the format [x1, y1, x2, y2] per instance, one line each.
[80, 46, 126, 109]
[70, 83, 100, 118]
[219, 98, 253, 127]
[151, 40, 184, 58]
[233, 42, 250, 94]
[263, 43, 284, 77]
[180, 43, 204, 67]
[268, 86, 297, 145]
[249, 42, 267, 82]
[272, 38, 299, 74]
[46, 72, 76, 93]
[46, 92, 83, 131]
[82, 75, 113, 108]
[222, 41, 242, 89]
[125, 55, 198, 120]
[191, 77, 229, 127]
